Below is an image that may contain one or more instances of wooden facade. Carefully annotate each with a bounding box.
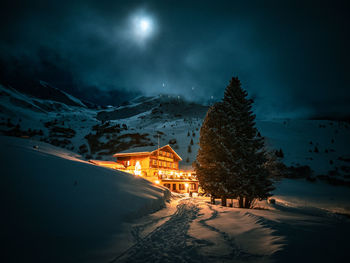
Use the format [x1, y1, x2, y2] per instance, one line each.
[112, 145, 199, 193]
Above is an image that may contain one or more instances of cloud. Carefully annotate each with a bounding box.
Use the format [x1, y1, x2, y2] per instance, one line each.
[0, 0, 349, 118]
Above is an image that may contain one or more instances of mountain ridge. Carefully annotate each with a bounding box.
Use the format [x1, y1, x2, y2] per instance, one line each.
[1, 84, 350, 186]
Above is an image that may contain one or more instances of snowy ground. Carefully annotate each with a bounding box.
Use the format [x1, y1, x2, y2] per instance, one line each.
[110, 196, 350, 263]
[1, 136, 170, 263]
[2, 86, 350, 262]
[2, 135, 350, 263]
[273, 178, 350, 215]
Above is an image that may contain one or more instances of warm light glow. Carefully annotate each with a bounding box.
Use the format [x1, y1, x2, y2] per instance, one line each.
[185, 183, 189, 188]
[134, 161, 141, 176]
[155, 180, 160, 184]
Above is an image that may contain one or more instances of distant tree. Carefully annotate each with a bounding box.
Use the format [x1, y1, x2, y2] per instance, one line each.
[186, 157, 190, 163]
[314, 146, 319, 153]
[275, 148, 284, 158]
[190, 138, 194, 145]
[187, 131, 190, 137]
[187, 145, 192, 153]
[194, 77, 274, 208]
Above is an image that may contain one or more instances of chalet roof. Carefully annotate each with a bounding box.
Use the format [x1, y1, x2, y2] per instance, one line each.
[113, 144, 182, 161]
[89, 160, 125, 169]
[117, 145, 157, 154]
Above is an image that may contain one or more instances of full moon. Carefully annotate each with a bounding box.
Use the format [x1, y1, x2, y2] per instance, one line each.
[140, 19, 151, 32]
[132, 15, 154, 39]
[128, 10, 157, 44]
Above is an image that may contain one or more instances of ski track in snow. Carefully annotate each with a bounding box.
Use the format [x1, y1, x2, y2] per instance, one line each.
[111, 198, 263, 263]
[112, 199, 204, 263]
[198, 204, 262, 262]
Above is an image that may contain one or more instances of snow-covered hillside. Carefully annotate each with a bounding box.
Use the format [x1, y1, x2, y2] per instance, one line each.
[1, 84, 350, 183]
[1, 135, 170, 262]
[2, 85, 350, 263]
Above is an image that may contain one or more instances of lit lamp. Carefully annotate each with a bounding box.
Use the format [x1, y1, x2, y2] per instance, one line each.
[134, 161, 141, 176]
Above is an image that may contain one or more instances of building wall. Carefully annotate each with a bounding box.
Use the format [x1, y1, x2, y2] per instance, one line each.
[116, 149, 180, 177]
[117, 155, 150, 175]
[162, 181, 198, 193]
[114, 146, 198, 192]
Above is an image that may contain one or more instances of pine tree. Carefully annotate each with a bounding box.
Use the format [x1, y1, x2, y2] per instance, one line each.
[275, 148, 284, 158]
[188, 145, 192, 153]
[194, 103, 228, 202]
[194, 77, 274, 208]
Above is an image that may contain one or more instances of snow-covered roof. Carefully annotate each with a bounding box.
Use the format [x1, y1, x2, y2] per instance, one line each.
[113, 144, 182, 161]
[89, 160, 125, 169]
[117, 145, 158, 154]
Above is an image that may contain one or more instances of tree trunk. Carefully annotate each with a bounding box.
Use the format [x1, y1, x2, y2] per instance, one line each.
[244, 197, 251, 208]
[211, 196, 215, 204]
[229, 199, 233, 207]
[221, 197, 227, 206]
[238, 196, 244, 208]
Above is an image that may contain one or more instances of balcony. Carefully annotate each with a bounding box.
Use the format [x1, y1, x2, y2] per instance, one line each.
[159, 170, 197, 181]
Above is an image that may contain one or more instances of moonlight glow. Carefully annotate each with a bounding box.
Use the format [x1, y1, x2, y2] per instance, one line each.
[132, 15, 154, 40]
[140, 19, 151, 32]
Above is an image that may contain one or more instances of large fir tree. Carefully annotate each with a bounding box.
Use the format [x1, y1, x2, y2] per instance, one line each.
[194, 77, 274, 208]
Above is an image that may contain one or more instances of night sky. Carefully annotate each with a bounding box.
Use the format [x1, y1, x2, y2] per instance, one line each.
[1, 0, 349, 119]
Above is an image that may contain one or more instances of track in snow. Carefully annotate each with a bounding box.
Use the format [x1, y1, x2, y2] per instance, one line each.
[111, 199, 206, 263]
[111, 198, 264, 263]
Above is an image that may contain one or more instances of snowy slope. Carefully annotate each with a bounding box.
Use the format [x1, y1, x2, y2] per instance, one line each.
[272, 178, 350, 214]
[257, 119, 350, 178]
[1, 85, 350, 181]
[111, 196, 350, 263]
[1, 135, 170, 263]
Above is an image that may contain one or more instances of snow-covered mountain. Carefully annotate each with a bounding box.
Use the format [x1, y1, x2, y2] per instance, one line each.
[1, 84, 350, 184]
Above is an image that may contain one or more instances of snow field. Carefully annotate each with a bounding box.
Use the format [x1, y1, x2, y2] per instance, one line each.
[1, 135, 170, 263]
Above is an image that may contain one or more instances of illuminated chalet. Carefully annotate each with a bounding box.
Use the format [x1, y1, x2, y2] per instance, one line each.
[112, 145, 198, 193]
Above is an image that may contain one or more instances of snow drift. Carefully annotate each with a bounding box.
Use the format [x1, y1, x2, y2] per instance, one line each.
[1, 135, 170, 263]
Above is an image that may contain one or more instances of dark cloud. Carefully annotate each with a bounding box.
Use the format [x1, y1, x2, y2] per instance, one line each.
[0, 0, 349, 118]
